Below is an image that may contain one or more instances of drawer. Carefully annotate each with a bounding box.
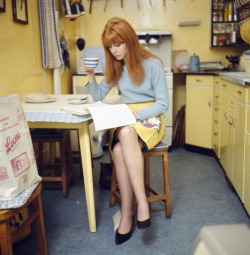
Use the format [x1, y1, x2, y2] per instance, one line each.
[232, 86, 247, 102]
[214, 76, 221, 88]
[186, 75, 214, 86]
[221, 79, 247, 103]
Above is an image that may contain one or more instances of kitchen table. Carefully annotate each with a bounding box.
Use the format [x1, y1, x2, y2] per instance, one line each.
[22, 94, 121, 233]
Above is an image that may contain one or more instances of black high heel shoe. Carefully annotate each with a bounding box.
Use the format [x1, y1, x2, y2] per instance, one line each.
[137, 217, 151, 229]
[137, 203, 151, 229]
[115, 218, 134, 245]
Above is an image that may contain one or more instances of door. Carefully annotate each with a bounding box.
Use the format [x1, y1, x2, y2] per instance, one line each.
[186, 85, 213, 148]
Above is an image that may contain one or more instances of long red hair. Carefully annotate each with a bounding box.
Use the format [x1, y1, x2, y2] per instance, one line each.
[102, 17, 161, 86]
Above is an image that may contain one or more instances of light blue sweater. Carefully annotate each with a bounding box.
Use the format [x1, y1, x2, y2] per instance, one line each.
[85, 58, 169, 120]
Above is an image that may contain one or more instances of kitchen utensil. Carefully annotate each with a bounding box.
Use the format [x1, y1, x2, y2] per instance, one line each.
[80, 97, 89, 101]
[240, 17, 250, 44]
[121, 0, 123, 8]
[104, 0, 108, 12]
[189, 54, 200, 72]
[137, 0, 140, 8]
[76, 38, 85, 51]
[67, 98, 88, 104]
[89, 0, 93, 14]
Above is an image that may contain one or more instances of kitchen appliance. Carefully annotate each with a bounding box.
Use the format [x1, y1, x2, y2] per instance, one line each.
[136, 30, 173, 146]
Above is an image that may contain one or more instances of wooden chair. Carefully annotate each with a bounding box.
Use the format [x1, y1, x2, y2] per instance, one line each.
[31, 129, 75, 198]
[110, 142, 171, 218]
[0, 183, 48, 255]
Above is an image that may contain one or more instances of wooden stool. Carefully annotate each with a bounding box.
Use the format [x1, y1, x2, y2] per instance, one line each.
[31, 129, 75, 198]
[0, 183, 48, 255]
[110, 142, 171, 218]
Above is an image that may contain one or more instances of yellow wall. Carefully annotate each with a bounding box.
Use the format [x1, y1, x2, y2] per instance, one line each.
[0, 0, 249, 97]
[76, 0, 248, 65]
[0, 0, 76, 96]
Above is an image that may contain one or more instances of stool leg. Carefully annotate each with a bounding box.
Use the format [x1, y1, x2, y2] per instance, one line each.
[60, 140, 68, 198]
[33, 194, 48, 255]
[49, 142, 56, 177]
[163, 152, 171, 218]
[110, 164, 117, 206]
[67, 134, 75, 184]
[0, 223, 13, 255]
[144, 156, 150, 197]
[37, 142, 44, 177]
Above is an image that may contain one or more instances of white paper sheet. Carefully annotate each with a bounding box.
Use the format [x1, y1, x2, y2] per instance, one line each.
[87, 102, 136, 131]
[113, 210, 121, 232]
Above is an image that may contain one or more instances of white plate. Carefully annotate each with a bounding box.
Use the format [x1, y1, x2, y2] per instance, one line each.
[174, 52, 191, 69]
[25, 98, 56, 103]
[67, 98, 88, 105]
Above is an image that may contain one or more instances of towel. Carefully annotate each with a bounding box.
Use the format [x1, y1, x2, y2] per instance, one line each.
[38, 0, 64, 69]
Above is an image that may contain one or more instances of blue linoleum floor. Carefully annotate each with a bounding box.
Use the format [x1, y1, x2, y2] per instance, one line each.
[13, 147, 250, 255]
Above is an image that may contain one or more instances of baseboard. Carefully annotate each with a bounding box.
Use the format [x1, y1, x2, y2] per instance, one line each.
[185, 144, 214, 157]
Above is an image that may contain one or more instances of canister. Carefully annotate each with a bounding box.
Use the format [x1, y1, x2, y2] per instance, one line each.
[189, 54, 200, 72]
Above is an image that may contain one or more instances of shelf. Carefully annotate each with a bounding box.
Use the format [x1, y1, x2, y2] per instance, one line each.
[211, 0, 244, 47]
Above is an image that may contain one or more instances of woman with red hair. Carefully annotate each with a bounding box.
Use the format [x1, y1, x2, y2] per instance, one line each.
[81, 17, 169, 244]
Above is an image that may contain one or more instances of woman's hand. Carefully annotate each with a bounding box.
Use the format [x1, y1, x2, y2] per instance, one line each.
[133, 111, 139, 121]
[81, 62, 95, 83]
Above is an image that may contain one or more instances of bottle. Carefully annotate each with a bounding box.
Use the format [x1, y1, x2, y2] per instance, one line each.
[224, 2, 228, 21]
[233, 3, 238, 21]
[228, 1, 233, 21]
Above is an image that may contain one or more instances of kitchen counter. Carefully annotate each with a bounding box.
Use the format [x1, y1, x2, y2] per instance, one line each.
[174, 71, 250, 86]
[219, 72, 250, 86]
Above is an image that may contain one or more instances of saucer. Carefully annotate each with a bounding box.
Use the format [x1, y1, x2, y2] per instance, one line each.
[67, 98, 88, 105]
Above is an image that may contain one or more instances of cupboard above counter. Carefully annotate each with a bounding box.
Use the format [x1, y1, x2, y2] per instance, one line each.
[211, 0, 249, 47]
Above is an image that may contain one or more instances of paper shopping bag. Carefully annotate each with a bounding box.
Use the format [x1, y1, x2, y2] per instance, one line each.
[0, 94, 41, 201]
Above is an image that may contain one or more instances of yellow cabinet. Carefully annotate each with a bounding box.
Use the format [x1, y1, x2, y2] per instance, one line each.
[233, 102, 246, 200]
[219, 78, 247, 201]
[213, 77, 221, 157]
[220, 94, 234, 181]
[244, 101, 250, 214]
[186, 75, 214, 149]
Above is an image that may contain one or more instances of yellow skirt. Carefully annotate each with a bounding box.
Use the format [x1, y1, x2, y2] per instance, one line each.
[109, 101, 166, 151]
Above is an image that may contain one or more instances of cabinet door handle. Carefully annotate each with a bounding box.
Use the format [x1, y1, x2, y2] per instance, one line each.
[215, 108, 219, 111]
[214, 120, 218, 123]
[214, 132, 218, 136]
[237, 90, 242, 95]
[232, 115, 237, 127]
[222, 84, 227, 87]
[195, 79, 203, 82]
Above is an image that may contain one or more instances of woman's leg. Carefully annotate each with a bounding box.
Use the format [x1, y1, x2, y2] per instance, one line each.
[113, 142, 134, 234]
[113, 126, 150, 232]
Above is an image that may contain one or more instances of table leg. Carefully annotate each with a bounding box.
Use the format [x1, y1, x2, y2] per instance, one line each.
[78, 122, 96, 232]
